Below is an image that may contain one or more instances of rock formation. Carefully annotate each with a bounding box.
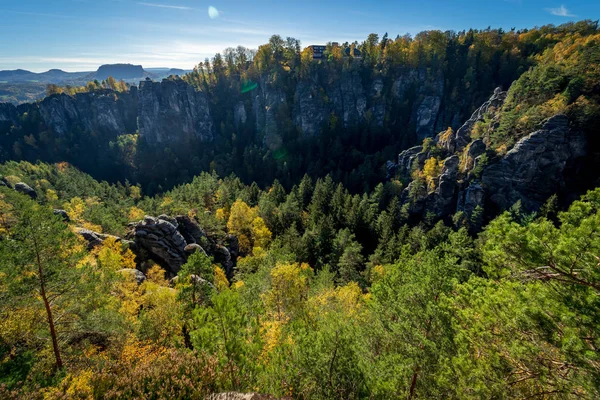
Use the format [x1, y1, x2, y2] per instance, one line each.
[118, 268, 147, 284]
[127, 214, 238, 277]
[38, 89, 137, 137]
[439, 87, 507, 153]
[482, 114, 586, 213]
[389, 87, 587, 226]
[14, 182, 37, 199]
[137, 78, 214, 144]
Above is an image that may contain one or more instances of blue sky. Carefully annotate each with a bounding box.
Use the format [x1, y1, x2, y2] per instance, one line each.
[1, 0, 598, 72]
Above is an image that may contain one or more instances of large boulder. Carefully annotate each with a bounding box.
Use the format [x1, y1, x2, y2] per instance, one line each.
[129, 216, 188, 276]
[128, 214, 238, 277]
[14, 182, 37, 199]
[75, 228, 122, 250]
[118, 268, 147, 285]
[53, 209, 70, 222]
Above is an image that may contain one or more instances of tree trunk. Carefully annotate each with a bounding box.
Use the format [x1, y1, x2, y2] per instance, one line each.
[408, 365, 420, 399]
[31, 223, 63, 370]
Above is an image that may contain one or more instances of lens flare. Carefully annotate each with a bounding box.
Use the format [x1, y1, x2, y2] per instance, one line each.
[208, 6, 219, 19]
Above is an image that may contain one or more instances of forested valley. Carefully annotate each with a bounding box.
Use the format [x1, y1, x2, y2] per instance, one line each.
[1, 20, 600, 399]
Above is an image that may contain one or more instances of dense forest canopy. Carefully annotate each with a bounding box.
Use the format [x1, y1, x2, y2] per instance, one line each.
[1, 19, 600, 399]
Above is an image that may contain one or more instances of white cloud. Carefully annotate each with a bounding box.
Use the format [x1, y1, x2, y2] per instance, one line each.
[546, 5, 575, 17]
[137, 2, 193, 11]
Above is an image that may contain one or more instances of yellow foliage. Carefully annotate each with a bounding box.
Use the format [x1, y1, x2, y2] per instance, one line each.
[371, 264, 386, 282]
[227, 199, 257, 235]
[238, 233, 252, 254]
[309, 282, 364, 317]
[233, 280, 245, 290]
[160, 196, 173, 208]
[128, 206, 145, 221]
[46, 189, 58, 202]
[214, 266, 229, 291]
[129, 185, 142, 200]
[64, 197, 85, 223]
[96, 236, 135, 271]
[439, 127, 454, 143]
[423, 157, 442, 192]
[215, 207, 228, 221]
[251, 216, 272, 251]
[262, 263, 312, 320]
[228, 200, 272, 254]
[147, 265, 168, 286]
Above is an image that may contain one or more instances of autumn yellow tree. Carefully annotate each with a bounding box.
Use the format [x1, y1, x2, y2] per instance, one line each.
[227, 199, 272, 254]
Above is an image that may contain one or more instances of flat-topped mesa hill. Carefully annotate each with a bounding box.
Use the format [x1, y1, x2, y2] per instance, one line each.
[95, 63, 146, 80]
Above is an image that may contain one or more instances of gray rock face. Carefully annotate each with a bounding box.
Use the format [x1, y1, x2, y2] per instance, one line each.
[457, 183, 485, 218]
[53, 209, 70, 222]
[253, 80, 286, 148]
[393, 68, 444, 139]
[397, 145, 424, 180]
[369, 77, 386, 127]
[294, 80, 327, 137]
[326, 68, 367, 128]
[130, 216, 188, 276]
[416, 96, 441, 141]
[0, 103, 19, 127]
[425, 155, 460, 217]
[75, 228, 122, 250]
[440, 87, 506, 153]
[128, 214, 238, 277]
[233, 101, 247, 128]
[118, 268, 147, 285]
[482, 114, 586, 213]
[137, 78, 214, 144]
[14, 182, 37, 199]
[38, 90, 137, 137]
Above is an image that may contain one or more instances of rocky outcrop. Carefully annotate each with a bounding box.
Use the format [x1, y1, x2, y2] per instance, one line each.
[118, 268, 147, 284]
[0, 103, 19, 129]
[137, 78, 214, 144]
[53, 209, 70, 222]
[439, 87, 506, 153]
[14, 182, 37, 199]
[75, 228, 124, 250]
[397, 145, 424, 181]
[127, 214, 238, 277]
[369, 77, 386, 127]
[38, 90, 137, 137]
[129, 216, 188, 276]
[481, 114, 586, 213]
[425, 155, 460, 217]
[389, 78, 588, 228]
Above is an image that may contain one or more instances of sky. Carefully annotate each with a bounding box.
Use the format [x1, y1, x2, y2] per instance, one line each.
[0, 0, 598, 72]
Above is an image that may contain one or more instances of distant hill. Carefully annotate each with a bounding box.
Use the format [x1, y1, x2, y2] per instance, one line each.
[95, 64, 146, 80]
[0, 69, 89, 83]
[0, 64, 191, 104]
